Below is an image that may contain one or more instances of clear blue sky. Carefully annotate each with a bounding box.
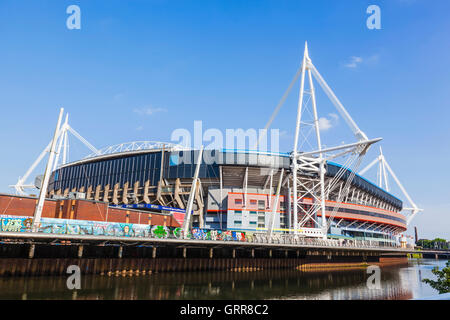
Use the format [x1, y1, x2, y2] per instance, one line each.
[0, 0, 449, 239]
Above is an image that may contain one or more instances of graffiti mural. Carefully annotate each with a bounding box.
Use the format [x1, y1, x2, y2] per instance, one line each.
[151, 225, 169, 239]
[0, 215, 260, 244]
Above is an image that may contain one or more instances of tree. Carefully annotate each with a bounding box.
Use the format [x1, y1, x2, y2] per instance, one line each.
[416, 239, 432, 249]
[422, 260, 450, 294]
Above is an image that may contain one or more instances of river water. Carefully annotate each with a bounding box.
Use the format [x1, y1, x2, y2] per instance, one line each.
[0, 259, 446, 300]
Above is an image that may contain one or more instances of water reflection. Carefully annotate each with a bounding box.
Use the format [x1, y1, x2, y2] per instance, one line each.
[0, 259, 445, 300]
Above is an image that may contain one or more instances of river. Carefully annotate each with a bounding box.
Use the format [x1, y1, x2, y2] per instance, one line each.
[0, 258, 446, 300]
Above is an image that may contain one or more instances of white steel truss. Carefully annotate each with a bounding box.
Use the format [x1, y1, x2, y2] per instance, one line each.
[32, 108, 64, 231]
[10, 112, 100, 195]
[359, 147, 423, 226]
[291, 43, 380, 239]
[85, 141, 186, 159]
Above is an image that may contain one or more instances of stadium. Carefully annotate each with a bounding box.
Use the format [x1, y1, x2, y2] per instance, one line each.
[44, 143, 405, 243]
[12, 44, 420, 246]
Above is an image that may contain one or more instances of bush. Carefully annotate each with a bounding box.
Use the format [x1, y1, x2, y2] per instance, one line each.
[422, 260, 450, 294]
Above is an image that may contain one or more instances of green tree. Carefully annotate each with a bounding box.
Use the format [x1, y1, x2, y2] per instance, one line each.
[416, 239, 431, 249]
[422, 260, 450, 294]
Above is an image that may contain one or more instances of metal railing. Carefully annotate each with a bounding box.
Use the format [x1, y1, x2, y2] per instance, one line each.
[0, 216, 409, 250]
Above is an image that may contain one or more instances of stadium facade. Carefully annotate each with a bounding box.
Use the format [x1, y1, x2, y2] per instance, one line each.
[48, 146, 406, 244]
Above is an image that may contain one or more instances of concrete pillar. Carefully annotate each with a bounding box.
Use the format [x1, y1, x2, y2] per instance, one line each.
[112, 183, 119, 205]
[94, 185, 101, 201]
[103, 184, 110, 202]
[118, 246, 123, 259]
[122, 182, 129, 204]
[133, 181, 140, 203]
[143, 180, 150, 204]
[86, 186, 93, 200]
[28, 244, 35, 259]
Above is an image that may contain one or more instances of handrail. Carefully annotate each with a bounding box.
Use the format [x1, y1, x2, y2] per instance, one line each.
[0, 215, 407, 250]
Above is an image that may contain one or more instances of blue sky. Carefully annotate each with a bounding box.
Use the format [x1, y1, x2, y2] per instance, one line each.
[0, 0, 449, 239]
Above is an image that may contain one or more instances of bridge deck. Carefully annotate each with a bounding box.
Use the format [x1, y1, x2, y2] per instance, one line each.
[0, 231, 416, 254]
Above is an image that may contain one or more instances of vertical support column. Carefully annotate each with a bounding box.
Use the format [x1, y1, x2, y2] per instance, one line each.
[268, 169, 273, 208]
[122, 182, 129, 204]
[219, 166, 223, 230]
[243, 167, 248, 209]
[52, 114, 68, 172]
[69, 200, 75, 219]
[307, 66, 327, 239]
[33, 108, 64, 232]
[78, 245, 84, 259]
[152, 247, 157, 258]
[143, 180, 150, 204]
[292, 43, 309, 235]
[57, 201, 63, 219]
[62, 127, 69, 165]
[267, 169, 284, 240]
[94, 185, 101, 201]
[209, 248, 213, 259]
[28, 244, 35, 259]
[118, 246, 123, 259]
[182, 146, 204, 238]
[133, 181, 140, 203]
[103, 184, 110, 202]
[112, 183, 119, 205]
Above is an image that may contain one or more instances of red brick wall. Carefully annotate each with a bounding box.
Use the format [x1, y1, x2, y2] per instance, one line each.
[0, 194, 180, 228]
[0, 195, 57, 218]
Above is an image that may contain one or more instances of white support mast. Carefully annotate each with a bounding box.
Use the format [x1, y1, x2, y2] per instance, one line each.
[359, 148, 423, 225]
[289, 42, 376, 239]
[182, 146, 204, 238]
[292, 43, 309, 235]
[307, 65, 327, 238]
[267, 168, 284, 240]
[53, 114, 69, 172]
[10, 111, 99, 195]
[32, 108, 64, 231]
